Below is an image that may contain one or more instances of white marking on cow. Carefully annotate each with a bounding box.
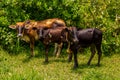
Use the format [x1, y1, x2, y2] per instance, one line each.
[48, 33, 52, 38]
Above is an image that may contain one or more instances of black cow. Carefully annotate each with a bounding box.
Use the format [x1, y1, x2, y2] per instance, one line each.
[37, 27, 79, 63]
[69, 28, 102, 68]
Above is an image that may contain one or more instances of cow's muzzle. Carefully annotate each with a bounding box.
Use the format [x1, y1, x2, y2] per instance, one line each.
[17, 34, 23, 37]
[73, 39, 79, 44]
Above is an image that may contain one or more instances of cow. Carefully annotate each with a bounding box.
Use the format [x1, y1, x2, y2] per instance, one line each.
[34, 26, 79, 63]
[68, 28, 102, 68]
[24, 18, 67, 57]
[9, 18, 66, 57]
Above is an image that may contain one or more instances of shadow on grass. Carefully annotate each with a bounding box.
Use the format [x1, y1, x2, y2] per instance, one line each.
[78, 64, 98, 69]
[22, 56, 34, 63]
[22, 52, 67, 63]
[22, 54, 46, 63]
[41, 61, 50, 66]
[52, 58, 67, 63]
[71, 63, 103, 73]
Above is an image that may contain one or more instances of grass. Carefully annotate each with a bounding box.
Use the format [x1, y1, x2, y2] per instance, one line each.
[0, 47, 120, 80]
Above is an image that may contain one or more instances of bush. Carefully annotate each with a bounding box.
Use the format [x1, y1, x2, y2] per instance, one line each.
[0, 0, 120, 55]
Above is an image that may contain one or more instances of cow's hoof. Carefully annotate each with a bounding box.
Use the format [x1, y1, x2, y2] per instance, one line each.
[68, 58, 72, 62]
[43, 61, 49, 65]
[73, 64, 78, 69]
[56, 55, 60, 58]
[73, 65, 78, 69]
[96, 64, 100, 67]
[43, 61, 49, 64]
[30, 54, 34, 58]
[68, 56, 72, 62]
[87, 62, 90, 66]
[28, 55, 34, 59]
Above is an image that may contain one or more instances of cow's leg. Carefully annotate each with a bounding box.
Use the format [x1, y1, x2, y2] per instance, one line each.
[44, 45, 49, 63]
[53, 43, 58, 56]
[30, 39, 35, 57]
[73, 49, 78, 68]
[67, 42, 73, 62]
[96, 44, 102, 66]
[70, 45, 78, 68]
[87, 44, 96, 65]
[56, 43, 63, 58]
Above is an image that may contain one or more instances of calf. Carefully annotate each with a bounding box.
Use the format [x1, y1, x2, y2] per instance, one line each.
[36, 27, 78, 63]
[24, 18, 66, 57]
[69, 28, 102, 68]
[9, 22, 40, 57]
[9, 18, 66, 57]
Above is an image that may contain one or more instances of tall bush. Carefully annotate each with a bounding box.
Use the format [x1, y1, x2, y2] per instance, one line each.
[0, 0, 120, 55]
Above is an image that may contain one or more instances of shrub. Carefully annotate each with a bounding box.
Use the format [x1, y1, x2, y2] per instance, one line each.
[0, 0, 120, 55]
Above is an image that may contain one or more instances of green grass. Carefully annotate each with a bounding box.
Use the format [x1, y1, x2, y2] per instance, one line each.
[0, 47, 120, 80]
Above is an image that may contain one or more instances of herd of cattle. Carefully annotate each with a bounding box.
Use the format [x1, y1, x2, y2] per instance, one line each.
[9, 18, 102, 68]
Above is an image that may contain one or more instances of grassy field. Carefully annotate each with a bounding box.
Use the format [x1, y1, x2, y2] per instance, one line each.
[0, 47, 120, 80]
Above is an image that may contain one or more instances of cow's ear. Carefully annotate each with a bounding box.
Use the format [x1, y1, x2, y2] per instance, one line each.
[9, 25, 16, 29]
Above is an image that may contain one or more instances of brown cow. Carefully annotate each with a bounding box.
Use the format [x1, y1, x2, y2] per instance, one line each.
[34, 26, 79, 63]
[9, 18, 66, 57]
[24, 18, 67, 57]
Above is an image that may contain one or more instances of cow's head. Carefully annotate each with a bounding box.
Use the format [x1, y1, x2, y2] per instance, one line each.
[61, 27, 79, 43]
[24, 24, 46, 39]
[24, 20, 37, 29]
[9, 20, 38, 37]
[9, 22, 27, 37]
[37, 27, 49, 39]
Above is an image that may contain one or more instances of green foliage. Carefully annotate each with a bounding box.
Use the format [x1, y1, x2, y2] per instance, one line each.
[0, 0, 120, 55]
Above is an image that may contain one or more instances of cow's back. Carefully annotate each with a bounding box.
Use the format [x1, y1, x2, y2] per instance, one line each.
[36, 18, 66, 28]
[77, 28, 102, 47]
[42, 27, 67, 43]
[77, 29, 94, 41]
